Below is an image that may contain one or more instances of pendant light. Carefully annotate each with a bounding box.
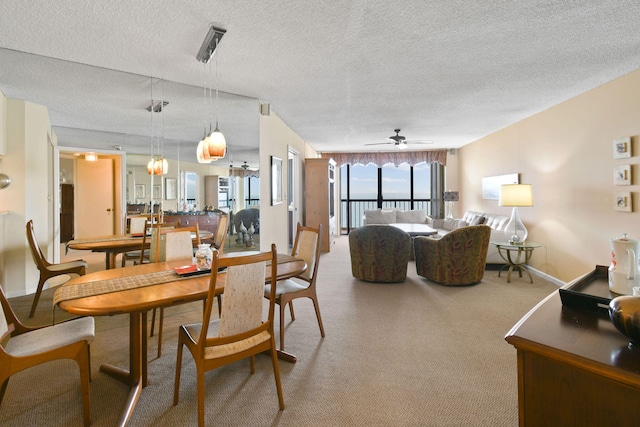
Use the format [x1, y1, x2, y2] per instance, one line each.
[154, 78, 168, 174]
[147, 77, 156, 174]
[206, 38, 226, 160]
[195, 24, 226, 161]
[147, 78, 168, 175]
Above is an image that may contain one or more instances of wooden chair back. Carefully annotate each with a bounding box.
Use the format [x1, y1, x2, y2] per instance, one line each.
[142, 221, 178, 264]
[291, 222, 322, 283]
[127, 215, 148, 235]
[155, 226, 199, 262]
[26, 219, 50, 269]
[212, 214, 229, 253]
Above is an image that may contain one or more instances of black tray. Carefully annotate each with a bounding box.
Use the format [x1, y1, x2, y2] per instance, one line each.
[559, 265, 619, 313]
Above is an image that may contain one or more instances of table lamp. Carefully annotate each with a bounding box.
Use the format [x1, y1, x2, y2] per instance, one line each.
[443, 191, 459, 219]
[499, 184, 533, 244]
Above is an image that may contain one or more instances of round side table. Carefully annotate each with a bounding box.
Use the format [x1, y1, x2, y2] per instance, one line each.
[492, 242, 541, 283]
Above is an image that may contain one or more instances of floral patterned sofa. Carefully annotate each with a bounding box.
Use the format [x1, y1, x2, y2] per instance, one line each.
[348, 225, 411, 283]
[413, 225, 492, 286]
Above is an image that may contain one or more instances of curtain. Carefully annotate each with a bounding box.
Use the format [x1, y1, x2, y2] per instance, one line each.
[320, 150, 447, 167]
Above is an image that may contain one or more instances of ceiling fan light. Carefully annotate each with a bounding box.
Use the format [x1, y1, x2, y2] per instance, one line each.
[398, 142, 408, 150]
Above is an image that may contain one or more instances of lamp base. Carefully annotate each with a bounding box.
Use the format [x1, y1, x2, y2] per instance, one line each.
[505, 207, 528, 244]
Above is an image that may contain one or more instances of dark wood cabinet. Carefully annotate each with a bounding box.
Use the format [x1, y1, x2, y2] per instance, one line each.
[505, 290, 640, 426]
[60, 184, 74, 243]
[163, 212, 220, 242]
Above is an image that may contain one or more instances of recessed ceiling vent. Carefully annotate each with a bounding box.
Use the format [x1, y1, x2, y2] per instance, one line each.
[196, 25, 226, 64]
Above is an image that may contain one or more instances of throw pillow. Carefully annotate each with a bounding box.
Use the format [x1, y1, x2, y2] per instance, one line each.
[365, 209, 397, 224]
[469, 214, 485, 226]
[364, 210, 385, 224]
[443, 218, 460, 231]
[396, 210, 427, 223]
[381, 210, 398, 224]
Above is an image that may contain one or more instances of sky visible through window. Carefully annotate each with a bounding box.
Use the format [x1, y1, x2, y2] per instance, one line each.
[341, 163, 431, 200]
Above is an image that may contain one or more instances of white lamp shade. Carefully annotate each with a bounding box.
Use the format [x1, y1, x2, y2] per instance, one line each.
[499, 184, 534, 207]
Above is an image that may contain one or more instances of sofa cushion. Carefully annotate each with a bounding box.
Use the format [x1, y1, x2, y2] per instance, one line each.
[462, 211, 483, 223]
[396, 210, 427, 224]
[485, 214, 510, 231]
[442, 218, 467, 231]
[469, 214, 485, 226]
[364, 209, 397, 224]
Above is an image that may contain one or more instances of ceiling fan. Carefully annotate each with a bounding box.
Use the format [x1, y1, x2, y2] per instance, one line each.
[238, 161, 257, 171]
[365, 129, 434, 149]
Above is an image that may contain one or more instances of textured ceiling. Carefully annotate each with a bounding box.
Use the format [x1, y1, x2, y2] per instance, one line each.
[1, 0, 640, 164]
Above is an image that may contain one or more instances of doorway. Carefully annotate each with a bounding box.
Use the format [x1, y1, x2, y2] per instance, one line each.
[53, 147, 124, 263]
[287, 147, 301, 248]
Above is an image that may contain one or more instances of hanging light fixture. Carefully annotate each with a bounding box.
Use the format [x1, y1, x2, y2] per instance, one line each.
[147, 77, 157, 174]
[196, 24, 226, 161]
[147, 77, 169, 175]
[206, 39, 226, 159]
[154, 79, 168, 175]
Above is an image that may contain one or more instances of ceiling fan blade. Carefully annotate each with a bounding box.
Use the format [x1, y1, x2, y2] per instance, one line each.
[364, 142, 394, 146]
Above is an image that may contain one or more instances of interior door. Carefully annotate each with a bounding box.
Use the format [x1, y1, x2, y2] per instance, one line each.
[76, 158, 114, 237]
[288, 147, 301, 248]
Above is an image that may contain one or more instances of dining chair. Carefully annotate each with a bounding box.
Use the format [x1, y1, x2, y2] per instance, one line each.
[141, 221, 178, 264]
[121, 215, 150, 267]
[265, 222, 325, 351]
[173, 244, 284, 426]
[150, 225, 206, 358]
[0, 285, 94, 426]
[153, 225, 200, 264]
[26, 220, 88, 318]
[212, 213, 229, 253]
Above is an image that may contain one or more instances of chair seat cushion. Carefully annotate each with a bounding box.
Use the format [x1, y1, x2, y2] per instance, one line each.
[49, 260, 88, 272]
[184, 321, 271, 359]
[264, 278, 309, 297]
[5, 316, 95, 356]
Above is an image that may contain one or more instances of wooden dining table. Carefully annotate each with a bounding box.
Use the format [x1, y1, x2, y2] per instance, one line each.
[66, 230, 213, 270]
[54, 253, 305, 427]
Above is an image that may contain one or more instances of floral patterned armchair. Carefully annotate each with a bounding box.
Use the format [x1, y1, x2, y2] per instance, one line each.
[349, 225, 411, 283]
[414, 225, 491, 286]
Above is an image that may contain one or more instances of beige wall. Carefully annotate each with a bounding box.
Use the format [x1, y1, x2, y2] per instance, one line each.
[459, 68, 640, 283]
[0, 94, 55, 297]
[259, 111, 309, 253]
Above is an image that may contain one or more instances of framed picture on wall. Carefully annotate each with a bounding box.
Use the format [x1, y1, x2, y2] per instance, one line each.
[613, 137, 631, 159]
[614, 191, 632, 212]
[165, 178, 177, 200]
[153, 185, 162, 200]
[271, 155, 283, 205]
[614, 165, 631, 185]
[134, 184, 145, 199]
[481, 173, 519, 200]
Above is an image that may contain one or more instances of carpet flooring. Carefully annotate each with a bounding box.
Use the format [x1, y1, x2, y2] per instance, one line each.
[0, 236, 559, 426]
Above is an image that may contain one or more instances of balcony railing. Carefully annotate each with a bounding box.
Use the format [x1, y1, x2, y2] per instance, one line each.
[340, 199, 431, 233]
